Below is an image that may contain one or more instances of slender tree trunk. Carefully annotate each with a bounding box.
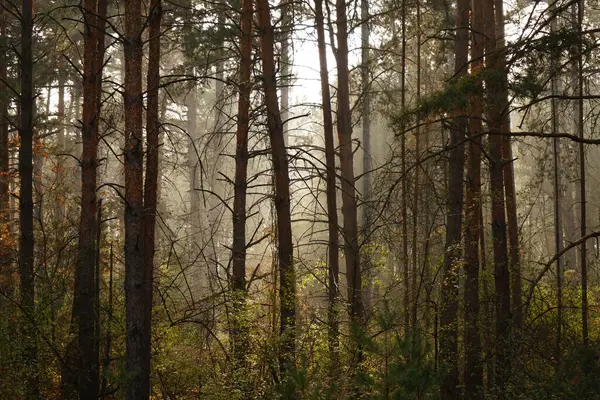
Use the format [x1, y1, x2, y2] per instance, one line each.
[575, 0, 588, 345]
[280, 0, 291, 147]
[400, 0, 409, 332]
[55, 66, 66, 218]
[72, 0, 107, 397]
[231, 0, 252, 366]
[140, 0, 162, 396]
[124, 0, 148, 396]
[410, 0, 421, 328]
[335, 0, 363, 378]
[484, 0, 511, 389]
[0, 0, 10, 286]
[257, 0, 296, 377]
[19, 0, 40, 397]
[360, 0, 373, 316]
[493, 0, 522, 332]
[464, 0, 484, 395]
[440, 0, 468, 397]
[549, 0, 563, 359]
[314, 0, 340, 377]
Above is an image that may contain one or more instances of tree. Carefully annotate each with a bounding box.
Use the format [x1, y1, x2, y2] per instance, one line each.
[19, 0, 39, 397]
[141, 0, 162, 394]
[335, 0, 362, 362]
[464, 0, 484, 395]
[257, 0, 296, 377]
[439, 0, 468, 397]
[71, 0, 107, 397]
[123, 0, 148, 396]
[314, 0, 340, 376]
[483, 0, 511, 389]
[231, 0, 252, 366]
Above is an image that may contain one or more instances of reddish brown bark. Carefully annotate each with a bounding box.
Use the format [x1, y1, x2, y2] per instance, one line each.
[71, 0, 107, 397]
[0, 0, 10, 287]
[257, 0, 297, 376]
[493, 0, 522, 332]
[231, 0, 252, 364]
[464, 0, 484, 396]
[19, 0, 39, 398]
[440, 0, 468, 397]
[314, 0, 340, 375]
[483, 0, 511, 390]
[140, 0, 162, 394]
[123, 0, 147, 397]
[335, 0, 362, 350]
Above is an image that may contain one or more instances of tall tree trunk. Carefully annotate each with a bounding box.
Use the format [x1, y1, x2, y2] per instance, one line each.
[72, 0, 107, 397]
[484, 0, 511, 389]
[257, 0, 296, 377]
[140, 0, 161, 395]
[231, 0, 252, 367]
[0, 0, 10, 287]
[336, 0, 362, 364]
[575, 0, 588, 345]
[464, 0, 484, 395]
[55, 66, 66, 218]
[549, 0, 563, 359]
[124, 0, 148, 396]
[440, 0, 468, 397]
[493, 0, 522, 332]
[280, 0, 291, 147]
[19, 0, 40, 397]
[360, 0, 373, 316]
[410, 0, 421, 328]
[400, 0, 409, 332]
[314, 0, 340, 377]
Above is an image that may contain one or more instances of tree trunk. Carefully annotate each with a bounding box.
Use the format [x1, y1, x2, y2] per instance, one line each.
[314, 0, 340, 377]
[140, 0, 161, 395]
[19, 0, 40, 398]
[72, 0, 107, 397]
[257, 0, 296, 377]
[400, 0, 409, 332]
[575, 0, 588, 345]
[124, 0, 148, 396]
[410, 0, 421, 328]
[231, 0, 252, 366]
[440, 0, 468, 397]
[336, 0, 362, 363]
[493, 0, 522, 332]
[483, 0, 511, 389]
[549, 0, 563, 359]
[0, 0, 10, 289]
[464, 0, 484, 396]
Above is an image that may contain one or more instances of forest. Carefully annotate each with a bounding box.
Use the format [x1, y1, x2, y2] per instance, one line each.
[1, 0, 600, 398]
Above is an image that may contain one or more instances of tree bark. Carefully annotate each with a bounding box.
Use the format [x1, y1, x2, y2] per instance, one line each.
[483, 0, 511, 389]
[0, 0, 10, 288]
[124, 0, 148, 396]
[464, 0, 484, 396]
[231, 0, 252, 366]
[493, 0, 522, 332]
[257, 0, 297, 377]
[549, 0, 563, 359]
[140, 0, 162, 395]
[19, 0, 40, 398]
[335, 0, 362, 363]
[440, 0, 468, 397]
[575, 0, 588, 345]
[72, 1, 107, 397]
[400, 0, 409, 332]
[314, 0, 340, 377]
